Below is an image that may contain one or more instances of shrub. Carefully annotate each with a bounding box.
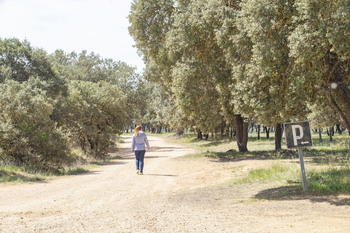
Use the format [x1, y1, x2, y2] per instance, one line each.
[57, 80, 128, 159]
[0, 79, 71, 172]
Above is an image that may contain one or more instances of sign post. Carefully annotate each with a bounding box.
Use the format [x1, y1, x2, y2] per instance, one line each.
[298, 148, 307, 192]
[284, 121, 313, 192]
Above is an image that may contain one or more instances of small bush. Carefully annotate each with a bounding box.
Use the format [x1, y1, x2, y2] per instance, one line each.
[57, 80, 127, 159]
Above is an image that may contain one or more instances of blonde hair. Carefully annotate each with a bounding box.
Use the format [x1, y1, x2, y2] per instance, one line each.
[135, 125, 142, 136]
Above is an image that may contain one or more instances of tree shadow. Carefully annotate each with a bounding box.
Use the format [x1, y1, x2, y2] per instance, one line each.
[312, 136, 350, 147]
[113, 147, 134, 160]
[202, 148, 350, 165]
[198, 141, 227, 148]
[203, 149, 297, 162]
[90, 160, 127, 166]
[144, 173, 177, 177]
[254, 185, 350, 207]
[247, 136, 275, 142]
[302, 148, 350, 166]
[146, 155, 170, 159]
[117, 146, 180, 157]
[149, 146, 181, 152]
[254, 167, 350, 206]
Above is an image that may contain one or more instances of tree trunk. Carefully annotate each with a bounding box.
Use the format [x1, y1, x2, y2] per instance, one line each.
[329, 126, 334, 142]
[235, 114, 248, 152]
[275, 123, 283, 152]
[257, 125, 261, 140]
[336, 123, 342, 134]
[318, 128, 322, 142]
[197, 129, 203, 140]
[221, 119, 226, 137]
[264, 127, 270, 139]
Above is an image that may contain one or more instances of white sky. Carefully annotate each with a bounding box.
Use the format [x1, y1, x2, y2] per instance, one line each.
[0, 0, 145, 73]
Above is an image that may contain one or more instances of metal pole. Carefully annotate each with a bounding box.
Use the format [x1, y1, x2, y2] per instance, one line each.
[298, 148, 307, 192]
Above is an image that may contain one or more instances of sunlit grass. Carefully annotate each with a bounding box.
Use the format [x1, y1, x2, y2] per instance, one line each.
[169, 132, 350, 161]
[307, 167, 350, 195]
[169, 131, 350, 195]
[226, 163, 350, 195]
[0, 166, 45, 183]
[231, 163, 301, 185]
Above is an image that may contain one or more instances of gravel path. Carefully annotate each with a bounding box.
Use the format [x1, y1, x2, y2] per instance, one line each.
[0, 135, 350, 232]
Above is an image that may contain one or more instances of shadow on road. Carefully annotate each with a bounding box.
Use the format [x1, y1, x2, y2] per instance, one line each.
[144, 174, 177, 177]
[254, 185, 350, 207]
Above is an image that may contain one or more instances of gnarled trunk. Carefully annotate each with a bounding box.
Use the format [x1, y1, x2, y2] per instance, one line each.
[235, 114, 248, 152]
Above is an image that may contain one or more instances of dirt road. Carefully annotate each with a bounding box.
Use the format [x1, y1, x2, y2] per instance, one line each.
[1, 135, 350, 232]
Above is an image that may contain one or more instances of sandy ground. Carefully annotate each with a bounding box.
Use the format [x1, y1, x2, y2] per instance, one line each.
[0, 135, 350, 233]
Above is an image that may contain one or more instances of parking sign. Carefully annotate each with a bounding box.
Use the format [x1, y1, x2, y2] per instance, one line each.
[284, 121, 313, 149]
[284, 121, 312, 192]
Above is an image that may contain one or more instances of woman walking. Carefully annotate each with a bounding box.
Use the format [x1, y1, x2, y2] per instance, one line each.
[131, 125, 150, 175]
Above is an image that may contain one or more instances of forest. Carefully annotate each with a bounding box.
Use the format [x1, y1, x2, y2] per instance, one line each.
[0, 0, 349, 173]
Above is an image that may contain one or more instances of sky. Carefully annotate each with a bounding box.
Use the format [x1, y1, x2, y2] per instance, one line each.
[0, 0, 145, 72]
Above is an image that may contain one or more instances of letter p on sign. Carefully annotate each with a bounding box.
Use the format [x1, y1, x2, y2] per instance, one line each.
[284, 121, 313, 149]
[292, 125, 303, 146]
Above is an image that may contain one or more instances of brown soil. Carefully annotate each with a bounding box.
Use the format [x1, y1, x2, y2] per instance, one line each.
[0, 135, 349, 232]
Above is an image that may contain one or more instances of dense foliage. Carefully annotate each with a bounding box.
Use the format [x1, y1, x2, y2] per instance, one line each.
[0, 79, 70, 172]
[1, 0, 349, 172]
[0, 38, 142, 172]
[129, 0, 350, 151]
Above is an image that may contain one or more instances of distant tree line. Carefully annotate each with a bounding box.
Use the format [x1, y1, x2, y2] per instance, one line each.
[129, 0, 350, 152]
[0, 38, 145, 172]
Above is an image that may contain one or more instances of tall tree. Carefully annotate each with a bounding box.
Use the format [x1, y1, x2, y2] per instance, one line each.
[167, 0, 249, 149]
[129, 0, 250, 151]
[129, 0, 175, 84]
[289, 0, 350, 131]
[0, 38, 66, 97]
[218, 0, 309, 151]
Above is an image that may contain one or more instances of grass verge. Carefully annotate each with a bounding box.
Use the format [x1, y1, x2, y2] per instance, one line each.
[231, 163, 300, 184]
[166, 132, 350, 196]
[0, 166, 45, 183]
[307, 167, 350, 195]
[229, 163, 350, 196]
[0, 140, 123, 184]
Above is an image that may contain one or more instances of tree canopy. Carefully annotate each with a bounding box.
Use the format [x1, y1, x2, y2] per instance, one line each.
[129, 0, 350, 151]
[0, 38, 141, 171]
